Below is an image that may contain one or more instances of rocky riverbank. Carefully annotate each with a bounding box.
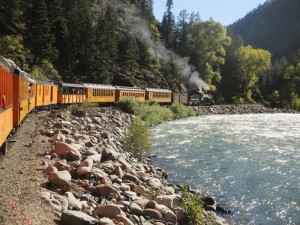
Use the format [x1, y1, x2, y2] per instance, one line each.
[193, 104, 298, 115]
[39, 107, 228, 225]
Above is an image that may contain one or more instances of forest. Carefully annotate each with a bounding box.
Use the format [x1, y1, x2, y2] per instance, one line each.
[0, 0, 299, 109]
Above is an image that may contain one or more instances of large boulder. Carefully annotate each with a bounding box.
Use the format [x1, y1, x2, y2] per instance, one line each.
[61, 210, 98, 225]
[154, 195, 182, 209]
[143, 208, 163, 220]
[94, 184, 119, 198]
[48, 170, 71, 187]
[53, 142, 81, 161]
[93, 204, 125, 218]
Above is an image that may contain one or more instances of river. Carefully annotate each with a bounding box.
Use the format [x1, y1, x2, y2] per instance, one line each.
[151, 113, 300, 225]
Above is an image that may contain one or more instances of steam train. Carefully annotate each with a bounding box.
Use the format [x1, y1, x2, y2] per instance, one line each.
[0, 56, 213, 153]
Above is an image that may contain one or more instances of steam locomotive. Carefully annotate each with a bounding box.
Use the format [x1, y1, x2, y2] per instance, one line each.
[0, 56, 213, 153]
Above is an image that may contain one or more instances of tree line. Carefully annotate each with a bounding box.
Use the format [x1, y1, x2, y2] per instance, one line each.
[0, 0, 299, 109]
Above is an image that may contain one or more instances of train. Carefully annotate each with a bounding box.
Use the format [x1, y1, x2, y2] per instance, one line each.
[0, 56, 213, 153]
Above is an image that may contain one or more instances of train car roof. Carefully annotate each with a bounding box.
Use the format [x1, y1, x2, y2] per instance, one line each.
[35, 80, 57, 86]
[0, 56, 13, 72]
[115, 86, 145, 91]
[145, 88, 172, 93]
[59, 82, 86, 88]
[83, 83, 116, 90]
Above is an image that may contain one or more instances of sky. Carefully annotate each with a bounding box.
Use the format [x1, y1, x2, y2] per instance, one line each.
[153, 0, 267, 26]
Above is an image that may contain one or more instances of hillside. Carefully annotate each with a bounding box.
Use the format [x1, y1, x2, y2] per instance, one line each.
[229, 0, 300, 60]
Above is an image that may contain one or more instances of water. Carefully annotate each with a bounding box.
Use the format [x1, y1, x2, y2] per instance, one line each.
[151, 113, 300, 225]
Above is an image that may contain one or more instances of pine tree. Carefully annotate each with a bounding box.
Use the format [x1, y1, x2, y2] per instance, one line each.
[45, 0, 69, 79]
[174, 10, 190, 56]
[25, 0, 57, 64]
[93, 7, 119, 84]
[64, 0, 95, 82]
[124, 36, 139, 75]
[161, 0, 175, 49]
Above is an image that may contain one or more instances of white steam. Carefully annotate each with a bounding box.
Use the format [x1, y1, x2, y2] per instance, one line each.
[107, 0, 209, 90]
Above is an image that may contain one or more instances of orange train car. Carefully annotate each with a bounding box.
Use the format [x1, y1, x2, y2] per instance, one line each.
[115, 86, 145, 102]
[85, 83, 116, 103]
[35, 81, 58, 107]
[0, 57, 14, 153]
[57, 83, 86, 104]
[145, 88, 172, 103]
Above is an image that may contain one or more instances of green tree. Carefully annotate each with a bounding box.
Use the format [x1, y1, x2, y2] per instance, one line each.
[25, 0, 57, 64]
[64, 0, 95, 82]
[45, 0, 69, 76]
[280, 62, 300, 109]
[122, 117, 152, 161]
[161, 0, 175, 49]
[219, 33, 244, 102]
[174, 10, 190, 56]
[0, 35, 32, 70]
[236, 45, 271, 101]
[188, 20, 231, 91]
[93, 7, 119, 83]
[124, 36, 140, 75]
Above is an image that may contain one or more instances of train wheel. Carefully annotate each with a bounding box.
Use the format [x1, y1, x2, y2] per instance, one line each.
[1, 140, 8, 154]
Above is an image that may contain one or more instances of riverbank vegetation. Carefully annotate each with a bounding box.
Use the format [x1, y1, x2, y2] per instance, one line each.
[116, 97, 195, 125]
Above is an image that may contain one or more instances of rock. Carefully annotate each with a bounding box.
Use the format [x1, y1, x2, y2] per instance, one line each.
[122, 174, 139, 184]
[61, 210, 98, 225]
[53, 194, 69, 212]
[129, 202, 143, 216]
[77, 158, 93, 176]
[163, 211, 177, 224]
[99, 217, 115, 225]
[115, 166, 124, 179]
[102, 147, 119, 161]
[44, 198, 62, 212]
[93, 204, 125, 218]
[203, 196, 216, 206]
[52, 133, 66, 142]
[53, 142, 81, 161]
[116, 215, 135, 225]
[48, 170, 71, 188]
[216, 203, 233, 214]
[43, 166, 58, 175]
[40, 191, 51, 200]
[87, 154, 102, 163]
[64, 192, 83, 210]
[143, 209, 163, 220]
[94, 184, 119, 198]
[146, 178, 161, 189]
[154, 195, 182, 209]
[117, 157, 131, 169]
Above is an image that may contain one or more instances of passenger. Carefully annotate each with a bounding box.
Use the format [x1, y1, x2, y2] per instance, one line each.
[2, 95, 6, 109]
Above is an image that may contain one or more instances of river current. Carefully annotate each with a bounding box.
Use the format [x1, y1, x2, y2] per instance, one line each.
[150, 113, 300, 225]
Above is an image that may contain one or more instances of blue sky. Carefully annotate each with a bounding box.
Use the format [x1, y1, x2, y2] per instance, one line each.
[153, 0, 266, 26]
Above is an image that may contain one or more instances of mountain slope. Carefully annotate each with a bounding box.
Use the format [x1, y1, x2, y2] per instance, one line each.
[229, 0, 300, 59]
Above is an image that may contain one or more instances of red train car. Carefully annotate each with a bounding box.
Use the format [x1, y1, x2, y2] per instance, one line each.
[0, 57, 14, 153]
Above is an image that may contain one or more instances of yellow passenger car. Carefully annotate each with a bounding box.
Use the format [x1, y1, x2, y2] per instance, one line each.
[85, 84, 115, 103]
[115, 86, 145, 102]
[28, 78, 36, 112]
[145, 88, 172, 103]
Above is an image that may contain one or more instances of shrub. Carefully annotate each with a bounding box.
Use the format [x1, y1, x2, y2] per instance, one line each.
[169, 103, 196, 119]
[122, 117, 152, 161]
[181, 185, 205, 225]
[137, 104, 174, 125]
[116, 97, 140, 114]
